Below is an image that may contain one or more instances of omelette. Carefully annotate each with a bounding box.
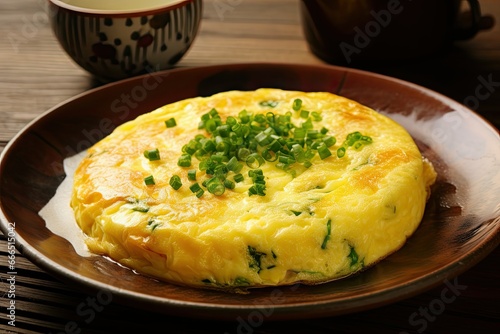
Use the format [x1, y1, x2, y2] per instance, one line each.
[71, 89, 436, 291]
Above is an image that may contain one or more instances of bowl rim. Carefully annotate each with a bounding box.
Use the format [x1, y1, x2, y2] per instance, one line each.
[48, 0, 197, 17]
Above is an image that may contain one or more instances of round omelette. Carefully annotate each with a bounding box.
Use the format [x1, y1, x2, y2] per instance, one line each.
[71, 88, 436, 291]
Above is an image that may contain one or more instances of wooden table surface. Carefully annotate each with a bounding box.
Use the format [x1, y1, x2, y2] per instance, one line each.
[1, 0, 499, 333]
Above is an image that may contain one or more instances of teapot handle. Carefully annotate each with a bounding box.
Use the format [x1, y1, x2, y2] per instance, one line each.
[453, 0, 495, 40]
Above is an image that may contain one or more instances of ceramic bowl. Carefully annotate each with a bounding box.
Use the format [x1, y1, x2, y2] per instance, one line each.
[48, 0, 202, 81]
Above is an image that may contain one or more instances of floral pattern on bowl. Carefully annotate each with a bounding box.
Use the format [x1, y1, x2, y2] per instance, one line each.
[49, 0, 202, 81]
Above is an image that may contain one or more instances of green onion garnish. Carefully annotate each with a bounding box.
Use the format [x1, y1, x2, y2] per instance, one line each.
[226, 156, 243, 173]
[224, 179, 235, 190]
[317, 144, 332, 160]
[321, 219, 332, 249]
[246, 153, 265, 169]
[248, 169, 266, 196]
[206, 177, 225, 196]
[144, 148, 160, 161]
[169, 175, 182, 190]
[337, 147, 346, 158]
[249, 183, 266, 196]
[126, 198, 149, 212]
[261, 148, 277, 162]
[187, 169, 197, 181]
[303, 160, 312, 168]
[348, 245, 359, 266]
[189, 182, 202, 193]
[177, 154, 192, 167]
[170, 103, 373, 198]
[292, 98, 302, 111]
[323, 136, 336, 147]
[165, 117, 177, 128]
[259, 100, 278, 108]
[337, 132, 373, 157]
[311, 111, 322, 121]
[234, 173, 244, 183]
[144, 175, 155, 186]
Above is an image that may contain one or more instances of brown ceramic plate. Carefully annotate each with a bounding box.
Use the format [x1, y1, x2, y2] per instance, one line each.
[1, 63, 499, 320]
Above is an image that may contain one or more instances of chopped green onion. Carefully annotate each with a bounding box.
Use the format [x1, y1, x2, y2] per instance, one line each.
[291, 144, 306, 162]
[200, 113, 210, 121]
[239, 109, 250, 123]
[190, 181, 205, 197]
[337, 132, 372, 157]
[301, 118, 313, 130]
[318, 144, 332, 159]
[310, 140, 322, 150]
[321, 219, 332, 249]
[187, 169, 197, 181]
[337, 147, 346, 158]
[237, 148, 251, 161]
[216, 124, 231, 137]
[246, 153, 265, 169]
[259, 100, 278, 108]
[248, 169, 266, 196]
[144, 175, 155, 186]
[144, 148, 160, 161]
[215, 136, 229, 152]
[323, 136, 336, 147]
[224, 179, 235, 190]
[249, 183, 266, 196]
[304, 148, 316, 160]
[278, 153, 295, 165]
[255, 131, 272, 146]
[183, 140, 200, 155]
[248, 169, 263, 177]
[269, 139, 282, 152]
[165, 118, 177, 128]
[173, 104, 373, 198]
[346, 131, 362, 146]
[254, 114, 267, 124]
[169, 175, 182, 190]
[266, 112, 275, 123]
[292, 98, 302, 111]
[294, 128, 306, 140]
[206, 177, 225, 196]
[252, 175, 266, 184]
[226, 116, 237, 127]
[226, 156, 243, 173]
[126, 198, 150, 213]
[209, 108, 218, 117]
[306, 129, 320, 139]
[178, 154, 192, 167]
[311, 111, 322, 121]
[262, 148, 277, 162]
[348, 246, 359, 267]
[205, 119, 217, 133]
[132, 203, 149, 213]
[234, 173, 244, 183]
[361, 135, 373, 143]
[201, 138, 216, 152]
[189, 182, 202, 193]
